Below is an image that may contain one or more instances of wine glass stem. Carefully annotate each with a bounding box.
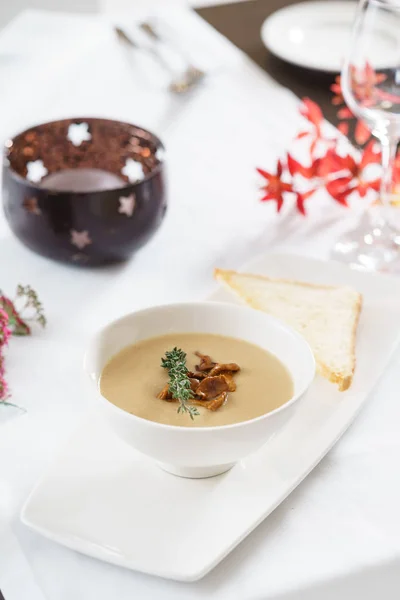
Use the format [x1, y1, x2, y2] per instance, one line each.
[371, 136, 399, 230]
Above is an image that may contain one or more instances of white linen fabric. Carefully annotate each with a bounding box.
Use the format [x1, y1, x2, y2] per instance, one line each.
[0, 6, 400, 600]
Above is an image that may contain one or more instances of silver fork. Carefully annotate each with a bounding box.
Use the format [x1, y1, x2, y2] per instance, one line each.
[139, 21, 205, 90]
[115, 26, 204, 94]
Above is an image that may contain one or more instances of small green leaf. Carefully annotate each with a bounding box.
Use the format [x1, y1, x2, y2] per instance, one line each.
[161, 347, 198, 419]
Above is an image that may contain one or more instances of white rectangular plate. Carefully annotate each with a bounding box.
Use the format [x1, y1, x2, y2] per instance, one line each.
[21, 254, 400, 582]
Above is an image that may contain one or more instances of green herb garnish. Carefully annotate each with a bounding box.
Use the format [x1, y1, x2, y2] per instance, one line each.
[161, 347, 199, 420]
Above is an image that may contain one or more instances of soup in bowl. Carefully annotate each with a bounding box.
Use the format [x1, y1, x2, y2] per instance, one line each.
[84, 302, 315, 478]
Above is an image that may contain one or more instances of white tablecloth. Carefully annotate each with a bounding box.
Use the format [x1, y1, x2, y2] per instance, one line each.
[1, 6, 400, 600]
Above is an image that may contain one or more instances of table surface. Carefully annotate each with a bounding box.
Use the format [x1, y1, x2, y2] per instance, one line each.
[1, 3, 400, 600]
[197, 0, 344, 124]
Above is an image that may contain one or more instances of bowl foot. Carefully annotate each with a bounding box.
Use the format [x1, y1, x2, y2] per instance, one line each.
[157, 462, 235, 479]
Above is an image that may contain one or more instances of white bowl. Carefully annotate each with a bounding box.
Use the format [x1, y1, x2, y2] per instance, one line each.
[84, 302, 315, 478]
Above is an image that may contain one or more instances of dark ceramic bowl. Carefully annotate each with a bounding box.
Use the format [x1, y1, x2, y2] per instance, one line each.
[2, 118, 167, 266]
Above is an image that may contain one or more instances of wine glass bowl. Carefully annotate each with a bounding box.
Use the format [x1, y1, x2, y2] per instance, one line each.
[332, 0, 400, 271]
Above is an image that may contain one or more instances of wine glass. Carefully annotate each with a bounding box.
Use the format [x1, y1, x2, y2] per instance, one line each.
[332, 0, 400, 272]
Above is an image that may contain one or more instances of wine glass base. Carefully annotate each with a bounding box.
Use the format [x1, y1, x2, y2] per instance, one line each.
[331, 222, 400, 273]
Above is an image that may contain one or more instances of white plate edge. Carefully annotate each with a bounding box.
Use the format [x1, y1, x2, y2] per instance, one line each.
[260, 1, 357, 73]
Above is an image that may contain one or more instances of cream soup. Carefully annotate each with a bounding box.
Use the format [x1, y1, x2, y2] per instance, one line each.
[100, 333, 294, 427]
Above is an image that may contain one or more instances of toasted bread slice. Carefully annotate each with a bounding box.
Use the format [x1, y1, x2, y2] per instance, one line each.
[214, 268, 362, 391]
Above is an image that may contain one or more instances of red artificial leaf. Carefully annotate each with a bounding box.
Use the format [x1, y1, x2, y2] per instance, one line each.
[287, 154, 315, 178]
[393, 154, 400, 184]
[351, 61, 388, 107]
[368, 178, 381, 192]
[300, 97, 323, 127]
[338, 122, 349, 136]
[364, 62, 386, 86]
[310, 138, 318, 156]
[375, 88, 400, 104]
[324, 141, 381, 201]
[341, 154, 358, 172]
[257, 160, 293, 213]
[297, 97, 337, 156]
[337, 106, 354, 120]
[317, 150, 342, 176]
[296, 189, 316, 215]
[288, 153, 335, 180]
[363, 61, 374, 81]
[321, 149, 354, 175]
[326, 179, 352, 205]
[360, 140, 380, 169]
[356, 178, 380, 197]
[296, 193, 306, 215]
[256, 167, 272, 181]
[261, 192, 283, 212]
[330, 76, 344, 106]
[330, 85, 342, 97]
[334, 191, 351, 206]
[354, 120, 371, 145]
[296, 131, 309, 140]
[326, 176, 353, 195]
[330, 66, 390, 149]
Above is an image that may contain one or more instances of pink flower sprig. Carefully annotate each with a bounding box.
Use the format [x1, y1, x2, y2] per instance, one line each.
[0, 308, 11, 348]
[0, 352, 9, 402]
[0, 285, 45, 405]
[0, 285, 46, 336]
[0, 308, 11, 402]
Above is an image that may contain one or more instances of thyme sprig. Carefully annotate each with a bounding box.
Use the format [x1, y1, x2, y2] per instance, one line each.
[161, 347, 199, 420]
[15, 285, 46, 329]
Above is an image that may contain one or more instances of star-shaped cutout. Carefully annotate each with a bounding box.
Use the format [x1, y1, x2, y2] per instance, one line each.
[155, 147, 166, 162]
[26, 160, 48, 183]
[118, 194, 136, 217]
[67, 122, 91, 147]
[23, 196, 41, 215]
[121, 158, 144, 183]
[70, 229, 92, 250]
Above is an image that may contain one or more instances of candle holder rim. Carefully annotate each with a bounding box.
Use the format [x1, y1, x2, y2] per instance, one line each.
[2, 116, 166, 194]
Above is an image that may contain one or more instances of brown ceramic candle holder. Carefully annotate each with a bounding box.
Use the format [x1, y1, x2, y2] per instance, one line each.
[2, 118, 167, 266]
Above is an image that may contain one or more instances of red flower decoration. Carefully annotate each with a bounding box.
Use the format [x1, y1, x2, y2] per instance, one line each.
[330, 63, 399, 147]
[297, 98, 326, 155]
[257, 160, 293, 212]
[351, 63, 387, 107]
[393, 153, 400, 185]
[287, 153, 335, 179]
[258, 66, 400, 215]
[331, 70, 374, 146]
[337, 122, 349, 136]
[287, 153, 339, 213]
[330, 76, 344, 105]
[295, 190, 316, 215]
[354, 120, 371, 146]
[299, 97, 323, 127]
[324, 141, 381, 202]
